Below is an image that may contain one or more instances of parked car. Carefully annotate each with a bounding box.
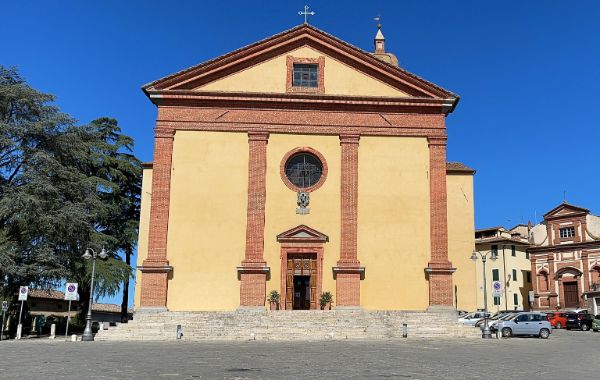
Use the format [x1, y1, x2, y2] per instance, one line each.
[458, 312, 492, 326]
[546, 312, 568, 329]
[489, 313, 518, 332]
[565, 313, 593, 331]
[496, 312, 552, 338]
[475, 310, 523, 328]
[592, 315, 600, 332]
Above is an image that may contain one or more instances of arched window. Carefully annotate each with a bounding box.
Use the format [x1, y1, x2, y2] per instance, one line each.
[538, 271, 549, 292]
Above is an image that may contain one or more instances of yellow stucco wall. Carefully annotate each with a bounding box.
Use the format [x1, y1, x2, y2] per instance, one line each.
[197, 46, 409, 97]
[134, 167, 153, 309]
[165, 131, 248, 311]
[358, 137, 431, 310]
[264, 134, 341, 303]
[446, 174, 477, 312]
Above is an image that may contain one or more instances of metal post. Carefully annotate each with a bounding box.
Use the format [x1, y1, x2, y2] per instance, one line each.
[1, 309, 5, 341]
[82, 257, 97, 341]
[65, 300, 72, 341]
[16, 299, 24, 339]
[481, 255, 492, 339]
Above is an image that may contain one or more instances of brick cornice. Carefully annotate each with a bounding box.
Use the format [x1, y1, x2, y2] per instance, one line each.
[339, 134, 360, 144]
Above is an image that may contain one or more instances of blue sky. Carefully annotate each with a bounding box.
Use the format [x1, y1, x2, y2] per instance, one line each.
[3, 1, 599, 305]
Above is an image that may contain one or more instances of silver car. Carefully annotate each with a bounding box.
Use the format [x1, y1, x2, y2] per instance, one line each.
[496, 312, 552, 339]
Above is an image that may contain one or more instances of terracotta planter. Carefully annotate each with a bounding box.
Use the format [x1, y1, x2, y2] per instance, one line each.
[270, 301, 279, 311]
[320, 302, 332, 310]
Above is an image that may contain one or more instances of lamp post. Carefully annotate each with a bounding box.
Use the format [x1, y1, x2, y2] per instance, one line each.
[81, 247, 108, 342]
[471, 249, 497, 339]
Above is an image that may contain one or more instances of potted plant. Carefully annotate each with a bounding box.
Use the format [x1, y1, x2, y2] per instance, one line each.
[320, 291, 333, 310]
[268, 290, 280, 311]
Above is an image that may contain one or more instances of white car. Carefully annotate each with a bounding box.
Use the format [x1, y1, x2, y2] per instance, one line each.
[458, 312, 492, 326]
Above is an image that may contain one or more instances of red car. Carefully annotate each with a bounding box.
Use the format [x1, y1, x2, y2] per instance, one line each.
[546, 312, 568, 329]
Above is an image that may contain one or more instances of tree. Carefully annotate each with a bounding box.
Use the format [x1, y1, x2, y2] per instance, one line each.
[0, 66, 140, 320]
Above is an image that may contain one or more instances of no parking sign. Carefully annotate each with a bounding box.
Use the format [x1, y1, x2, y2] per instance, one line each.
[18, 286, 28, 301]
[492, 281, 502, 297]
[64, 283, 78, 301]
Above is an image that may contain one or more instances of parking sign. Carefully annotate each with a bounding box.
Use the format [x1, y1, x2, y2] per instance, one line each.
[18, 286, 28, 301]
[492, 281, 502, 297]
[2, 301, 7, 311]
[64, 283, 78, 301]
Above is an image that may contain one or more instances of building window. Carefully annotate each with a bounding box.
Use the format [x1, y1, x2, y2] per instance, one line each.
[493, 296, 501, 306]
[526, 271, 531, 283]
[491, 245, 498, 257]
[280, 147, 328, 192]
[538, 271, 549, 292]
[286, 56, 324, 93]
[492, 269, 499, 281]
[512, 269, 517, 281]
[526, 251, 530, 260]
[559, 227, 575, 239]
[293, 64, 318, 88]
[511, 245, 516, 257]
[591, 266, 600, 285]
[513, 293, 519, 305]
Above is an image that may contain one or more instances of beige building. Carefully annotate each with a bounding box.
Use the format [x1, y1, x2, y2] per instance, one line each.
[134, 24, 478, 313]
[474, 226, 533, 312]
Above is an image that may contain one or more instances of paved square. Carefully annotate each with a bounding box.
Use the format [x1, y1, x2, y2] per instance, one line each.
[0, 330, 598, 379]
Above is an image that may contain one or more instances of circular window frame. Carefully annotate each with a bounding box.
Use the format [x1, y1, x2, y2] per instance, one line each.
[280, 147, 328, 192]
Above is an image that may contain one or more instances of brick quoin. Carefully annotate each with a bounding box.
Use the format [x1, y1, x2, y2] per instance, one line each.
[239, 132, 269, 307]
[336, 134, 362, 307]
[139, 126, 175, 308]
[426, 137, 455, 307]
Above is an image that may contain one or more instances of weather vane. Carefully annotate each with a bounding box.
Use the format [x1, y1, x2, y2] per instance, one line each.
[374, 15, 382, 29]
[299, 5, 315, 24]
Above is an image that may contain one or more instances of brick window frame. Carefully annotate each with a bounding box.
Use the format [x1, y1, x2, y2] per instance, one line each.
[286, 56, 325, 94]
[280, 147, 328, 192]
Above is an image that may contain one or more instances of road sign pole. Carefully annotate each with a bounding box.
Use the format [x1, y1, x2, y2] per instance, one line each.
[65, 300, 72, 341]
[1, 310, 5, 342]
[18, 300, 23, 327]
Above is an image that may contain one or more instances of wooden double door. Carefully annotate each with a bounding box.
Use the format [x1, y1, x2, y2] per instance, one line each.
[286, 254, 317, 310]
[563, 282, 579, 308]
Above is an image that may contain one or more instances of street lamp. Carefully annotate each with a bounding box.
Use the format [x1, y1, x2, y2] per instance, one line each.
[81, 247, 108, 342]
[471, 249, 497, 339]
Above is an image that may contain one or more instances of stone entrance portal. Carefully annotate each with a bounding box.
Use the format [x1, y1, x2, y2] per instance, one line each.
[287, 256, 317, 310]
[277, 225, 327, 310]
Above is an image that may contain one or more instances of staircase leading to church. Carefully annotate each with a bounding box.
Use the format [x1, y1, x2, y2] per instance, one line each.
[96, 309, 480, 341]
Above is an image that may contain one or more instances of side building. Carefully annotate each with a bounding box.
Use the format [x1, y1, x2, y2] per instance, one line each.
[474, 226, 532, 312]
[529, 202, 600, 314]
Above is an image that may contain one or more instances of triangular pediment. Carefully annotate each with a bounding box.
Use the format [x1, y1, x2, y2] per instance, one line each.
[544, 202, 589, 220]
[143, 24, 457, 103]
[277, 225, 328, 243]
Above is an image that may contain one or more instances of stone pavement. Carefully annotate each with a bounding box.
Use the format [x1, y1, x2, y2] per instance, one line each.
[0, 329, 598, 379]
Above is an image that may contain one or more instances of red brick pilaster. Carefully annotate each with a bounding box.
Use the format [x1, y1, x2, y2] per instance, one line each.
[335, 134, 363, 307]
[426, 137, 455, 307]
[139, 126, 175, 308]
[582, 252, 590, 292]
[239, 131, 270, 307]
[548, 256, 558, 308]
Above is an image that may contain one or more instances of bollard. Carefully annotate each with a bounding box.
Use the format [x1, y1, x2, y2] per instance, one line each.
[49, 324, 56, 339]
[71, 334, 77, 342]
[176, 324, 183, 339]
[402, 322, 408, 338]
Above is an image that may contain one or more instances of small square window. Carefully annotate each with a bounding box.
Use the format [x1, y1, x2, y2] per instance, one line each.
[559, 227, 575, 239]
[292, 64, 318, 88]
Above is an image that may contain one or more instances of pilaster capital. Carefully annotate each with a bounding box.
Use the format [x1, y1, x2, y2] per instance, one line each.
[339, 134, 360, 145]
[248, 131, 270, 142]
[427, 136, 447, 147]
[154, 127, 175, 139]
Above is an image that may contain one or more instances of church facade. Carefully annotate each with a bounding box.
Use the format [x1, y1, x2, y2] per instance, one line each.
[134, 24, 477, 312]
